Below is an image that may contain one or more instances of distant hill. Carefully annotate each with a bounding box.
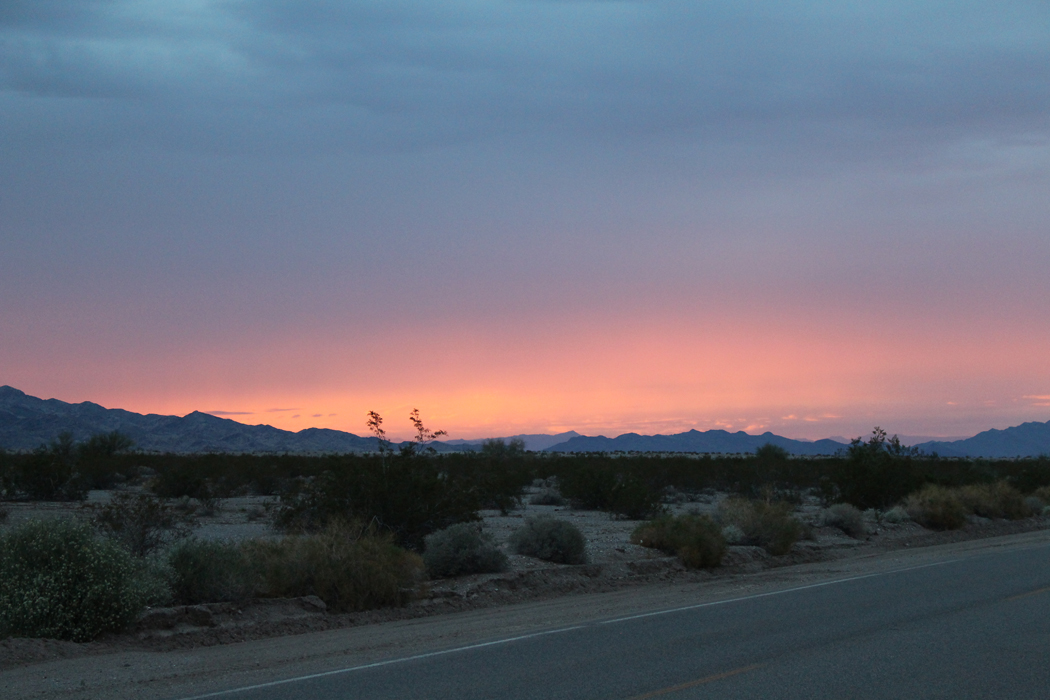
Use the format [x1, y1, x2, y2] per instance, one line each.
[444, 431, 583, 452]
[4, 385, 1047, 457]
[0, 386, 382, 453]
[0, 386, 576, 454]
[913, 421, 1050, 458]
[545, 430, 848, 456]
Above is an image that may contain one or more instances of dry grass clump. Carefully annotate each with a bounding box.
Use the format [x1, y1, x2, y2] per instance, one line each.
[956, 482, 1029, 520]
[509, 516, 587, 564]
[716, 498, 804, 555]
[905, 482, 1036, 531]
[631, 513, 726, 569]
[246, 521, 423, 612]
[822, 503, 867, 539]
[169, 522, 423, 611]
[422, 522, 507, 579]
[904, 485, 968, 530]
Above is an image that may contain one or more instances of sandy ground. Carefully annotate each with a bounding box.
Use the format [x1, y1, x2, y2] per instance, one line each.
[2, 488, 1050, 699]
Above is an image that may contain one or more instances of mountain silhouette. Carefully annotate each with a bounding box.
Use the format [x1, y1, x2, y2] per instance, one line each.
[913, 421, 1050, 458]
[3, 386, 1048, 457]
[544, 429, 848, 455]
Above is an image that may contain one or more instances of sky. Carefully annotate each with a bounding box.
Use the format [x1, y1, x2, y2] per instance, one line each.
[2, 1, 1049, 442]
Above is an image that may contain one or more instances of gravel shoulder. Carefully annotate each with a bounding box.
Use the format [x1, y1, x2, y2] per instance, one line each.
[3, 491, 1050, 700]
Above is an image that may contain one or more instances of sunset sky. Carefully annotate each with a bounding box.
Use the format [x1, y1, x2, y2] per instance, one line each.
[2, 1, 1048, 442]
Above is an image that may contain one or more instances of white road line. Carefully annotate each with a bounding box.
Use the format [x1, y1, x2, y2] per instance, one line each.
[175, 554, 989, 699]
[176, 625, 587, 699]
[598, 558, 961, 625]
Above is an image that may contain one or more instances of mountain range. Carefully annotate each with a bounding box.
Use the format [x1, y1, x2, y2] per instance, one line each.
[2, 385, 1049, 457]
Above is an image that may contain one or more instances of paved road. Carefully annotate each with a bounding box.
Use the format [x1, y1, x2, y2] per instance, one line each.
[182, 541, 1050, 700]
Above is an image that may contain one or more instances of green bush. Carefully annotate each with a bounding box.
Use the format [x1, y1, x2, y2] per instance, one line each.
[167, 538, 255, 604]
[717, 498, 804, 555]
[422, 523, 507, 578]
[822, 503, 867, 539]
[904, 485, 967, 530]
[509, 516, 587, 564]
[631, 513, 726, 569]
[246, 521, 424, 612]
[0, 519, 150, 641]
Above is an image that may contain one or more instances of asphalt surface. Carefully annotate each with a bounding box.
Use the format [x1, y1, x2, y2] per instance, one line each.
[181, 541, 1050, 700]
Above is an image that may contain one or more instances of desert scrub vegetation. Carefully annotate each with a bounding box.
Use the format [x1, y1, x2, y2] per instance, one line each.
[245, 522, 423, 611]
[509, 516, 587, 564]
[88, 492, 194, 557]
[551, 456, 663, 519]
[168, 523, 424, 611]
[821, 503, 867, 539]
[0, 519, 156, 641]
[422, 522, 507, 578]
[903, 485, 968, 530]
[167, 538, 255, 604]
[716, 498, 804, 555]
[631, 513, 726, 569]
[904, 482, 1037, 530]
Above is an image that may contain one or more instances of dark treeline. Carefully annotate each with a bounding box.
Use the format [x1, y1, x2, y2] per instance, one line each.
[3, 429, 1050, 549]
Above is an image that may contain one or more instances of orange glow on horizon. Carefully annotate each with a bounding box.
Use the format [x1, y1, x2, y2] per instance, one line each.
[11, 309, 1048, 442]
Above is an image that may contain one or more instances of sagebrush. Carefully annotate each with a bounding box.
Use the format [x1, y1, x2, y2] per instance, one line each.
[822, 503, 867, 539]
[716, 498, 803, 555]
[422, 523, 507, 578]
[509, 516, 587, 564]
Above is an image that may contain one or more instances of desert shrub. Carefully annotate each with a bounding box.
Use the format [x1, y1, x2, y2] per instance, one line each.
[0, 504, 8, 524]
[167, 538, 255, 604]
[89, 492, 194, 557]
[1024, 495, 1041, 518]
[150, 461, 217, 500]
[822, 503, 867, 539]
[422, 523, 507, 578]
[246, 521, 423, 612]
[957, 482, 1029, 520]
[509, 516, 587, 564]
[556, 459, 662, 520]
[1033, 485, 1050, 504]
[882, 506, 910, 524]
[721, 524, 745, 544]
[0, 519, 150, 641]
[77, 431, 135, 489]
[835, 428, 923, 510]
[631, 513, 726, 569]
[273, 453, 482, 550]
[16, 434, 89, 501]
[529, 488, 566, 506]
[716, 498, 803, 555]
[904, 485, 967, 530]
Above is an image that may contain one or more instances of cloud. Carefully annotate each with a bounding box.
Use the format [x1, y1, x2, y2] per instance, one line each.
[205, 410, 254, 416]
[266, 407, 300, 412]
[2, 1, 1046, 160]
